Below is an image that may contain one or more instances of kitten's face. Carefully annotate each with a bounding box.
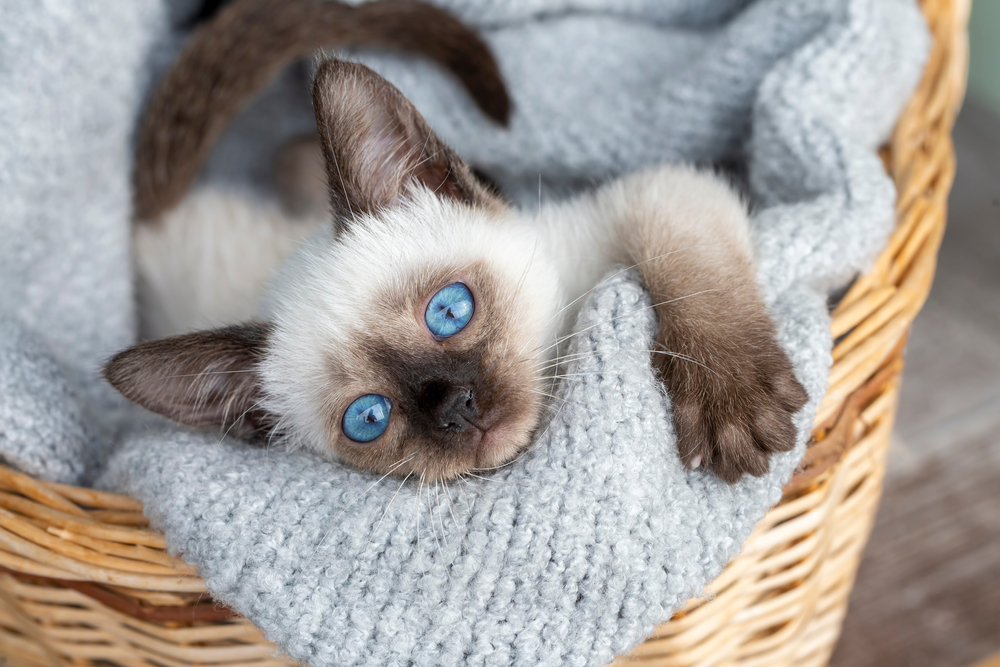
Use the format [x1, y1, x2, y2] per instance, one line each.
[105, 59, 563, 481]
[260, 191, 561, 481]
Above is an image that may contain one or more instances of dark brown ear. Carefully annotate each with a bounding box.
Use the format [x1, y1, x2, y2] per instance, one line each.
[104, 324, 273, 439]
[312, 58, 494, 225]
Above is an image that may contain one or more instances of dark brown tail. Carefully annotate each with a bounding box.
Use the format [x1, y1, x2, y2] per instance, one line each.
[134, 0, 510, 221]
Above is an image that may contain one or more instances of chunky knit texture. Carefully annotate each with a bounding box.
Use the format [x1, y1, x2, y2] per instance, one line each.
[0, 1, 927, 665]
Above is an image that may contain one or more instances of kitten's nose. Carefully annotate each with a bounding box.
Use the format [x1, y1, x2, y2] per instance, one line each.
[421, 383, 479, 432]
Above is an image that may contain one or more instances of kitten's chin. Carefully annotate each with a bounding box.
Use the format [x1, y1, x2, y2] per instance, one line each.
[469, 407, 540, 476]
[399, 406, 541, 483]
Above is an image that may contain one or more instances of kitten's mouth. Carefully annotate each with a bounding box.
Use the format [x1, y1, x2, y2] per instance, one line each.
[469, 409, 535, 470]
[461, 411, 495, 434]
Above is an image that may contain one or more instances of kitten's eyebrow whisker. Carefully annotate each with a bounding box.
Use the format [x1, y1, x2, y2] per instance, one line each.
[330, 152, 357, 226]
[160, 369, 257, 379]
[217, 398, 264, 446]
[514, 235, 540, 303]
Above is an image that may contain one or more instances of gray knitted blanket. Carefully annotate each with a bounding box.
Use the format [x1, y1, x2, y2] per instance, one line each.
[0, 1, 927, 665]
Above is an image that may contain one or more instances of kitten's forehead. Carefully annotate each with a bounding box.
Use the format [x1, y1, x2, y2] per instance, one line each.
[264, 186, 558, 337]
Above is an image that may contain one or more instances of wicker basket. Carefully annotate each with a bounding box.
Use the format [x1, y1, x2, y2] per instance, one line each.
[0, 0, 968, 664]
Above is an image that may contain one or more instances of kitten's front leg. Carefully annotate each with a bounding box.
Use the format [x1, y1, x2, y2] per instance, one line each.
[616, 168, 808, 483]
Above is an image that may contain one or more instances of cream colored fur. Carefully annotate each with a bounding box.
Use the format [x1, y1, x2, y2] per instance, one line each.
[135, 187, 324, 339]
[535, 165, 753, 328]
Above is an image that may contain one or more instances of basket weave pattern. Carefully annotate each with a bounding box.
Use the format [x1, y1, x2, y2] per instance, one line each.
[0, 0, 967, 664]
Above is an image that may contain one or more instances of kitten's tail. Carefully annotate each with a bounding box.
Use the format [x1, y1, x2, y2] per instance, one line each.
[134, 0, 510, 221]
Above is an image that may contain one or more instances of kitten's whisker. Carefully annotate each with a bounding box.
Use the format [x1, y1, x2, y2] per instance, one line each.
[363, 471, 412, 557]
[651, 347, 722, 377]
[533, 289, 723, 359]
[277, 234, 327, 253]
[532, 349, 613, 372]
[313, 454, 415, 556]
[534, 347, 667, 372]
[443, 482, 481, 568]
[455, 478, 471, 511]
[463, 471, 536, 487]
[526, 247, 702, 352]
[546, 346, 560, 401]
[532, 396, 570, 441]
[434, 482, 454, 571]
[528, 389, 585, 411]
[410, 148, 443, 173]
[535, 347, 719, 378]
[472, 449, 531, 472]
[458, 474, 485, 502]
[415, 474, 427, 578]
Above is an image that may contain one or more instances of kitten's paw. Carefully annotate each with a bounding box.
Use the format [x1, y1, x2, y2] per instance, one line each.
[661, 336, 808, 484]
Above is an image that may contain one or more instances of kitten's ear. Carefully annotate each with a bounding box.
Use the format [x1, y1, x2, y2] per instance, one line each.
[311, 58, 493, 224]
[104, 324, 273, 439]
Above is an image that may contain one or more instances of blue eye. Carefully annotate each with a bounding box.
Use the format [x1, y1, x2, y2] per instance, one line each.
[342, 394, 392, 443]
[425, 282, 474, 339]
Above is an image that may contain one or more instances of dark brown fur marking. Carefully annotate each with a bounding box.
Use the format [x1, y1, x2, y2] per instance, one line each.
[635, 260, 809, 483]
[103, 323, 273, 439]
[134, 0, 510, 221]
[311, 59, 500, 223]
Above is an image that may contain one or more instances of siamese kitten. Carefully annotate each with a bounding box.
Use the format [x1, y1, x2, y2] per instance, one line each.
[108, 5, 807, 485]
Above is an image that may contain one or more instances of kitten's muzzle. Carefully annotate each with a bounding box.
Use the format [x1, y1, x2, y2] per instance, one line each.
[417, 381, 481, 433]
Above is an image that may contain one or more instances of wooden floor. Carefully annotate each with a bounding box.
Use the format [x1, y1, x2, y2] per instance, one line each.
[830, 96, 1000, 667]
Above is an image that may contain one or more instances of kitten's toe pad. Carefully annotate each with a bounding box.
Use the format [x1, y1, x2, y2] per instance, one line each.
[665, 345, 808, 484]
